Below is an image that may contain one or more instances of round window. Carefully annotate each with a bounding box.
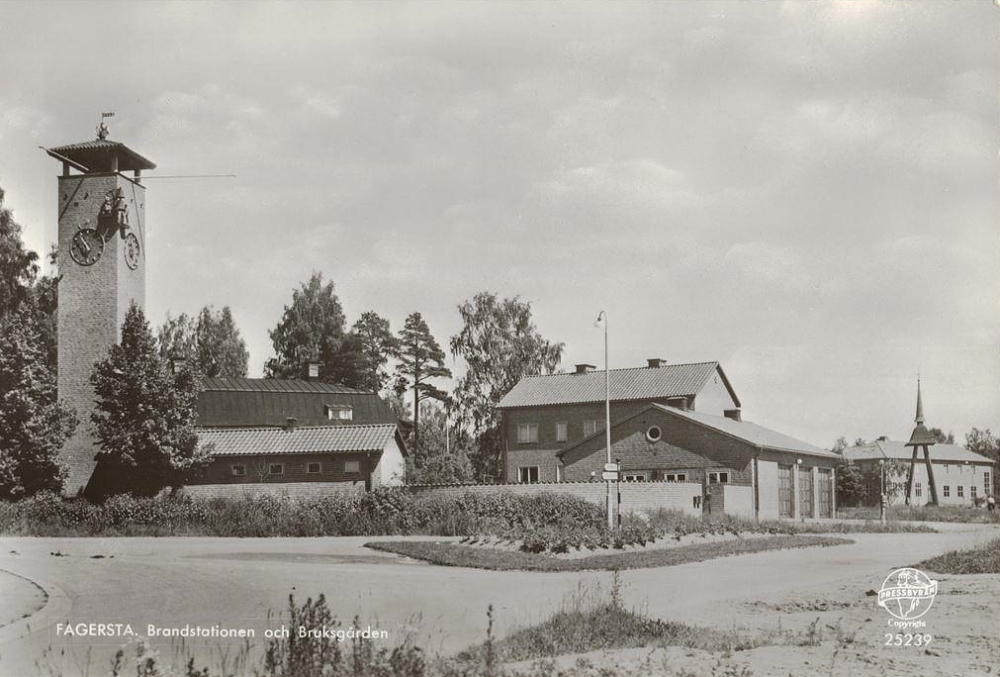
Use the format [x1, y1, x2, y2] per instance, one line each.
[646, 426, 662, 442]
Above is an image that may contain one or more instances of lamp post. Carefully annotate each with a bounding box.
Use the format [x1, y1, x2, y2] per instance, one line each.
[879, 459, 886, 525]
[597, 310, 613, 530]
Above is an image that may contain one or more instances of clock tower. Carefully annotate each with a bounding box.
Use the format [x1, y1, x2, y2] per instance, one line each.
[46, 131, 156, 496]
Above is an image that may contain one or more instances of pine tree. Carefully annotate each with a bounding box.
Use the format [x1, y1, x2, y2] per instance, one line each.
[394, 312, 451, 454]
[91, 303, 211, 498]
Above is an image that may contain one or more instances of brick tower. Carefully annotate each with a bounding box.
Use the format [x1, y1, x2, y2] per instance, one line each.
[46, 129, 156, 496]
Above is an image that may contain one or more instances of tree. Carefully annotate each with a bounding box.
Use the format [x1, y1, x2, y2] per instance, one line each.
[831, 436, 848, 454]
[404, 402, 474, 484]
[0, 186, 39, 320]
[0, 308, 76, 499]
[265, 273, 346, 380]
[90, 303, 212, 498]
[450, 292, 563, 479]
[966, 428, 999, 494]
[835, 459, 866, 507]
[349, 312, 398, 392]
[928, 427, 955, 445]
[157, 306, 249, 378]
[394, 312, 451, 454]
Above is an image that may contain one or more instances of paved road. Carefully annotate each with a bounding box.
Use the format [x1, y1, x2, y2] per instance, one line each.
[0, 524, 995, 677]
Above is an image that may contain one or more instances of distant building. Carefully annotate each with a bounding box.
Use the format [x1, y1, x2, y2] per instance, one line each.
[497, 359, 838, 519]
[843, 439, 994, 506]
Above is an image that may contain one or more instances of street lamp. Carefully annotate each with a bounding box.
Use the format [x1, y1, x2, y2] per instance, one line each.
[878, 459, 886, 524]
[596, 310, 613, 530]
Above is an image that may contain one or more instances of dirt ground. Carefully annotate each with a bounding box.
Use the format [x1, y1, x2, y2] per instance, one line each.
[505, 574, 1000, 677]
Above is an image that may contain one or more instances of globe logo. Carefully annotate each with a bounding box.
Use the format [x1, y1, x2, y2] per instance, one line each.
[877, 568, 938, 620]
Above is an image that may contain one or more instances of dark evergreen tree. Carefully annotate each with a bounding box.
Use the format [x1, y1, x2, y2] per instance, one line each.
[91, 303, 211, 498]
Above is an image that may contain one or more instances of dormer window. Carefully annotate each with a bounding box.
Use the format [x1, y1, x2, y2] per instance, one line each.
[325, 404, 353, 421]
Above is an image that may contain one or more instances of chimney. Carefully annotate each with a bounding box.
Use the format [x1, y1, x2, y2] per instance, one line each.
[169, 356, 187, 374]
[724, 408, 742, 422]
[575, 363, 596, 374]
[877, 435, 888, 442]
[306, 362, 320, 380]
[647, 358, 664, 369]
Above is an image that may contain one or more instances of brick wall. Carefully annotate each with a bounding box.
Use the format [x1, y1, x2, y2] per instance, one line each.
[57, 172, 146, 495]
[707, 484, 754, 518]
[559, 406, 750, 484]
[406, 480, 703, 516]
[180, 481, 365, 500]
[505, 447, 562, 482]
[503, 401, 653, 463]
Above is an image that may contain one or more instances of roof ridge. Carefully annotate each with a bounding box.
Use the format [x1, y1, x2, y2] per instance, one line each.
[198, 423, 397, 433]
[523, 361, 719, 379]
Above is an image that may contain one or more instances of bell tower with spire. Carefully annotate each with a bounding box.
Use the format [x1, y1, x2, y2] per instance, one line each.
[903, 377, 939, 505]
[45, 122, 156, 496]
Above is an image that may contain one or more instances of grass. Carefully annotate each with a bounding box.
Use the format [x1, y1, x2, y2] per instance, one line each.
[365, 534, 852, 571]
[915, 536, 1000, 574]
[837, 504, 1000, 524]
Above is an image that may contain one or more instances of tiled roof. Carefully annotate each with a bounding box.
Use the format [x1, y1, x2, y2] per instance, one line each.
[842, 440, 996, 465]
[198, 424, 399, 457]
[497, 362, 738, 408]
[49, 140, 157, 172]
[201, 377, 368, 395]
[653, 404, 836, 458]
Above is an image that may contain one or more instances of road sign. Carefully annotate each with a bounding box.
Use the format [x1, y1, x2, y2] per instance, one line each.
[604, 463, 618, 472]
[602, 470, 619, 481]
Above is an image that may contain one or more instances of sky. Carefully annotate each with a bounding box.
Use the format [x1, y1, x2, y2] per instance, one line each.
[0, 1, 996, 449]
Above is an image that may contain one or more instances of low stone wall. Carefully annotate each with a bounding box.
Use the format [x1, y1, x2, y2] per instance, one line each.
[180, 481, 365, 500]
[406, 481, 704, 516]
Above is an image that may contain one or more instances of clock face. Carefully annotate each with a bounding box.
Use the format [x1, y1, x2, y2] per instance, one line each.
[69, 228, 103, 266]
[124, 232, 141, 270]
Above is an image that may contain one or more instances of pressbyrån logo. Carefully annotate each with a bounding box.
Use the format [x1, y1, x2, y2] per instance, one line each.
[877, 568, 938, 621]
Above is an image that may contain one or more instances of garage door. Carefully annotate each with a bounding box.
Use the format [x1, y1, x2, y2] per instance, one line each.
[817, 468, 832, 518]
[778, 464, 794, 517]
[799, 466, 813, 518]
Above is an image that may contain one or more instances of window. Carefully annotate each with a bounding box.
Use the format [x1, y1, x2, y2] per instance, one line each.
[555, 422, 568, 443]
[943, 485, 950, 498]
[957, 485, 964, 498]
[971, 486, 978, 499]
[583, 420, 599, 437]
[231, 464, 246, 477]
[307, 462, 321, 474]
[664, 473, 687, 482]
[518, 466, 539, 483]
[645, 426, 662, 442]
[985, 472, 992, 492]
[326, 405, 353, 421]
[915, 482, 922, 497]
[344, 460, 361, 474]
[623, 472, 647, 482]
[269, 463, 284, 475]
[708, 471, 729, 484]
[517, 423, 539, 444]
